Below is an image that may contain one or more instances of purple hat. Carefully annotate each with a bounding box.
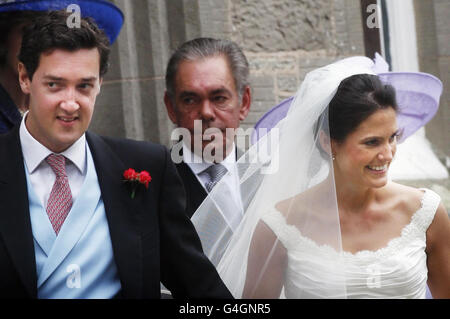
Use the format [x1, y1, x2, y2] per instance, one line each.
[252, 96, 292, 144]
[252, 54, 443, 144]
[0, 0, 124, 44]
[378, 71, 442, 142]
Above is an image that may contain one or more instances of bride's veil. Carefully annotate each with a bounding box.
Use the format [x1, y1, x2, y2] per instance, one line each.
[191, 56, 376, 298]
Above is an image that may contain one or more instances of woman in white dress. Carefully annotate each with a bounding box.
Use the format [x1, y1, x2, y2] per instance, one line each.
[192, 57, 450, 298]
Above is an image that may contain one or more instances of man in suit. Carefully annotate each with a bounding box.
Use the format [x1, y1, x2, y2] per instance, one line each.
[0, 0, 124, 134]
[164, 38, 252, 229]
[0, 10, 231, 299]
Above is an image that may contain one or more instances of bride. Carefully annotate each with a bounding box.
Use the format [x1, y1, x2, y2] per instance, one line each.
[191, 56, 450, 298]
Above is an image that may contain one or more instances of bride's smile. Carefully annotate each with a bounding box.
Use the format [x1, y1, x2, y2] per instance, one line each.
[332, 107, 398, 190]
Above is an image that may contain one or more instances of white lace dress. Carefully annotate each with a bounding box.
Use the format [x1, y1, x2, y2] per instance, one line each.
[261, 188, 441, 299]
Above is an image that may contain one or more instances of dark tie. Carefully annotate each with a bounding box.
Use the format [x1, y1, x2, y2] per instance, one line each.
[46, 154, 73, 235]
[204, 163, 228, 192]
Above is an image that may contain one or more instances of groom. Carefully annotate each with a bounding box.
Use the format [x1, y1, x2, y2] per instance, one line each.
[0, 10, 231, 299]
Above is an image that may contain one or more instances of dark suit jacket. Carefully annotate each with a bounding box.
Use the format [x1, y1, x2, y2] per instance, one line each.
[0, 126, 232, 299]
[175, 161, 209, 219]
[0, 84, 21, 135]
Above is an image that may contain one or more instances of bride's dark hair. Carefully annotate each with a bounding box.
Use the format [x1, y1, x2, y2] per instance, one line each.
[314, 74, 398, 160]
[328, 73, 398, 143]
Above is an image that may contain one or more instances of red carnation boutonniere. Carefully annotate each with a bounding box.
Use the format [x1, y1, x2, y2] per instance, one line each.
[123, 168, 152, 199]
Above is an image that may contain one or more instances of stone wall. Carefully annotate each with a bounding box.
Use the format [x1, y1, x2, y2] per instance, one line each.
[92, 0, 174, 145]
[230, 0, 335, 52]
[228, 0, 365, 131]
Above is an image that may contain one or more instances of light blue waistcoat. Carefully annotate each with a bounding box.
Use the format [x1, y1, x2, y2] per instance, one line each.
[25, 145, 121, 298]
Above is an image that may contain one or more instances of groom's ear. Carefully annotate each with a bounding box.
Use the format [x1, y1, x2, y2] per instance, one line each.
[18, 62, 31, 94]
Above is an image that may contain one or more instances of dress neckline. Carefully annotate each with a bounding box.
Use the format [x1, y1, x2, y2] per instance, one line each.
[268, 188, 436, 260]
[340, 188, 428, 258]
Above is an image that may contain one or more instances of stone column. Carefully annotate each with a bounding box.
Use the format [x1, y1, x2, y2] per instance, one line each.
[90, 0, 184, 146]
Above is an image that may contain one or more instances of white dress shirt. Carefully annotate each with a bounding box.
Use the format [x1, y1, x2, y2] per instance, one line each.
[183, 142, 244, 229]
[19, 112, 87, 209]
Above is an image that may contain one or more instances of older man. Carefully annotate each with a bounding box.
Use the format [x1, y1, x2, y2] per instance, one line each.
[164, 38, 251, 230]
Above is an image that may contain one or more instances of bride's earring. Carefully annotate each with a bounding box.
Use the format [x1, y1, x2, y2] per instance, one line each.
[332, 154, 336, 161]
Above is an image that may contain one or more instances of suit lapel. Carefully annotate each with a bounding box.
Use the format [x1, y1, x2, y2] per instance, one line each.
[85, 132, 143, 298]
[0, 126, 37, 297]
[175, 161, 207, 218]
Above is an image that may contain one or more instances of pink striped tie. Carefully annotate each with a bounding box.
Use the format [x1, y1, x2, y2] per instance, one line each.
[46, 154, 73, 235]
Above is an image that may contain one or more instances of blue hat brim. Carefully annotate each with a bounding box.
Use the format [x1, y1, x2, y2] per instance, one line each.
[0, 0, 124, 44]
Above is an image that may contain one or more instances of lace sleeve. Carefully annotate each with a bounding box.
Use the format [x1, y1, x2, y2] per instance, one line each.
[413, 188, 441, 233]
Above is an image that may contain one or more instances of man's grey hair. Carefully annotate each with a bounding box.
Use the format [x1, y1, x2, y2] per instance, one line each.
[165, 37, 250, 100]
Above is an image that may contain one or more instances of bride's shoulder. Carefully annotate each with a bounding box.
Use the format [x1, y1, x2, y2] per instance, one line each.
[274, 183, 330, 223]
[382, 182, 425, 214]
[274, 188, 317, 217]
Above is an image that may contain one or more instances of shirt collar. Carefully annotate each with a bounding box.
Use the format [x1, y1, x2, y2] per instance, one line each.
[182, 142, 236, 175]
[19, 111, 87, 174]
